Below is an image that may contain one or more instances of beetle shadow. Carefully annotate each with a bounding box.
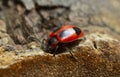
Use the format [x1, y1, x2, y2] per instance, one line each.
[46, 39, 83, 55]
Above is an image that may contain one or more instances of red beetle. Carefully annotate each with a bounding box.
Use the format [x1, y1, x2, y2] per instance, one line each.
[43, 25, 84, 56]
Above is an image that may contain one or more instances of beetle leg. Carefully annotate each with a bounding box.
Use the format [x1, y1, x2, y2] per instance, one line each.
[53, 45, 58, 57]
[65, 47, 77, 60]
[65, 47, 74, 56]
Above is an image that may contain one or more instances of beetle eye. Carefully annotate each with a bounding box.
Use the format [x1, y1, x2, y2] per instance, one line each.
[73, 27, 81, 35]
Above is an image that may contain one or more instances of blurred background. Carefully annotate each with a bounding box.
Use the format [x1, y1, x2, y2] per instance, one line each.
[0, 0, 120, 48]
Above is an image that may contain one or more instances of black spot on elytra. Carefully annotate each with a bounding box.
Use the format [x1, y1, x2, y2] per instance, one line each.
[73, 27, 81, 35]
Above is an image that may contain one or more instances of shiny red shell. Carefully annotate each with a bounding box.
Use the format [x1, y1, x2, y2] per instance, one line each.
[46, 25, 84, 50]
